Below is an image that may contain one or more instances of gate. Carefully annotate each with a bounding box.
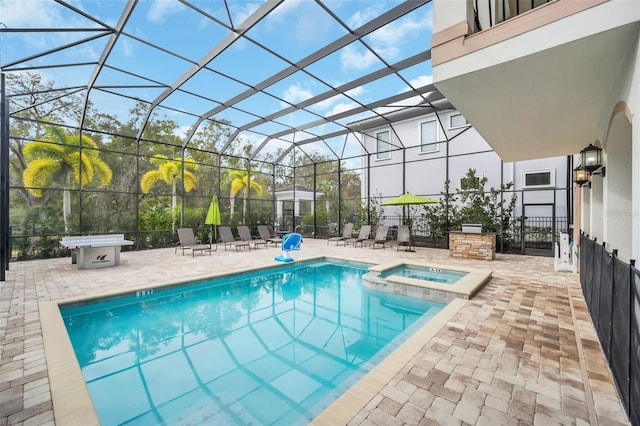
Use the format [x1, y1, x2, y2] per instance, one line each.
[521, 204, 555, 256]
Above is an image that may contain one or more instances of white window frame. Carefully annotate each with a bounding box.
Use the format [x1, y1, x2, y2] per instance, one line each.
[449, 113, 468, 129]
[420, 120, 439, 153]
[522, 169, 555, 189]
[375, 130, 390, 160]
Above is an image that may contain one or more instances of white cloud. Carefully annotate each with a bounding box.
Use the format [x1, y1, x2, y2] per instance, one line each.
[119, 38, 134, 58]
[370, 13, 431, 46]
[231, 2, 261, 26]
[147, 0, 184, 23]
[346, 6, 382, 29]
[408, 74, 433, 89]
[340, 45, 377, 71]
[326, 101, 357, 117]
[282, 84, 313, 105]
[344, 86, 364, 98]
[1, 0, 56, 27]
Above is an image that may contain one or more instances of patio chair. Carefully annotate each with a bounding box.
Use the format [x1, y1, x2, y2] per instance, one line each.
[383, 225, 410, 250]
[327, 222, 354, 245]
[218, 226, 250, 251]
[237, 225, 267, 249]
[361, 225, 389, 249]
[258, 225, 283, 246]
[176, 228, 215, 257]
[343, 225, 371, 247]
[275, 233, 302, 262]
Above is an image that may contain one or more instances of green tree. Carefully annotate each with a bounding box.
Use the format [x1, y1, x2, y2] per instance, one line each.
[229, 169, 263, 223]
[140, 154, 198, 230]
[22, 125, 112, 233]
[423, 168, 517, 248]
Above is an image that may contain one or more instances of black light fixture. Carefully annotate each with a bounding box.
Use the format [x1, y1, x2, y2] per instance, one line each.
[580, 143, 603, 174]
[573, 166, 589, 186]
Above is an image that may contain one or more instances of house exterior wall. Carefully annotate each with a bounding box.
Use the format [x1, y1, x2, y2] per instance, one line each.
[431, 0, 639, 261]
[360, 110, 570, 224]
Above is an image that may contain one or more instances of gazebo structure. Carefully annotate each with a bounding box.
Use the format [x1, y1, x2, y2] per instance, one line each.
[273, 185, 322, 232]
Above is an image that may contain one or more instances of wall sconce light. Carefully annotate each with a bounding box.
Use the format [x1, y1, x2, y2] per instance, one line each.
[580, 143, 603, 174]
[591, 166, 605, 178]
[573, 166, 589, 186]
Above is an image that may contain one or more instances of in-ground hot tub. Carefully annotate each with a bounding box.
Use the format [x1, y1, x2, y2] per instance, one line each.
[363, 260, 492, 303]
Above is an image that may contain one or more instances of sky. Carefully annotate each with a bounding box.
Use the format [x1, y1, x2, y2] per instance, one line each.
[0, 0, 435, 161]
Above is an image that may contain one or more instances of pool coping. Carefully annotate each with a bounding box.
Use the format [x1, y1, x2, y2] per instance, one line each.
[39, 256, 474, 425]
[367, 260, 492, 299]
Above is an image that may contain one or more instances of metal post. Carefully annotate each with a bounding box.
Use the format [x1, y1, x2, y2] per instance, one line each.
[313, 163, 317, 237]
[337, 159, 342, 231]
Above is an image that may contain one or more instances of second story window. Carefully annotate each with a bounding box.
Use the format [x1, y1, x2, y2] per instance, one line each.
[449, 113, 468, 129]
[523, 170, 555, 188]
[376, 131, 390, 160]
[420, 120, 438, 153]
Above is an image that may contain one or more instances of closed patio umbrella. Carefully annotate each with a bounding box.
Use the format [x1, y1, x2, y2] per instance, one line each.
[205, 194, 221, 244]
[381, 193, 437, 252]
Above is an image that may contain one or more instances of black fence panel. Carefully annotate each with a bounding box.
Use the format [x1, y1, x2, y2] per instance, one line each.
[631, 266, 640, 426]
[590, 243, 604, 323]
[611, 256, 630, 409]
[580, 233, 587, 293]
[597, 251, 614, 358]
[580, 233, 638, 426]
[582, 236, 594, 306]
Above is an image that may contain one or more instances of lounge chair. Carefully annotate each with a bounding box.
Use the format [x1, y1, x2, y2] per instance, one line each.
[219, 226, 250, 251]
[361, 225, 389, 249]
[237, 225, 267, 249]
[384, 225, 411, 250]
[275, 233, 302, 262]
[176, 228, 215, 257]
[343, 225, 371, 247]
[258, 225, 282, 246]
[327, 222, 354, 245]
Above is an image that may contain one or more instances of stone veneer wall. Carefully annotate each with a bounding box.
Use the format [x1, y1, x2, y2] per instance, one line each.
[449, 232, 496, 260]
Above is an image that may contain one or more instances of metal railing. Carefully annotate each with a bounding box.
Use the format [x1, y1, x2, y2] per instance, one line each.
[580, 233, 639, 426]
[474, 0, 552, 32]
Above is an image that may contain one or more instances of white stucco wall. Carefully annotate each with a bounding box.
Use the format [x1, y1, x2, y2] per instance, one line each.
[360, 110, 570, 222]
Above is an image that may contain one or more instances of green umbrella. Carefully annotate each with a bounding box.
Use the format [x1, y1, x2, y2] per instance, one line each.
[381, 193, 437, 252]
[205, 194, 221, 244]
[381, 193, 438, 206]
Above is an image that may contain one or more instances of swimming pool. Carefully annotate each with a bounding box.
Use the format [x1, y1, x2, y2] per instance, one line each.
[59, 259, 444, 425]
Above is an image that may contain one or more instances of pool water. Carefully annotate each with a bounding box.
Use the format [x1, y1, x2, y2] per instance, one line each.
[61, 259, 444, 426]
[380, 264, 467, 284]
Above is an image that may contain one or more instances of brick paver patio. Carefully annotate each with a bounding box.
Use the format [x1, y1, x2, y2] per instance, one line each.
[0, 239, 630, 425]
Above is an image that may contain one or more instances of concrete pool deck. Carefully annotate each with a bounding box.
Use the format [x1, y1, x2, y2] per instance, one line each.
[0, 239, 630, 425]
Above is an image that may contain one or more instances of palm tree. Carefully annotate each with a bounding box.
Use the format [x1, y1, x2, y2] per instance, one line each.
[229, 169, 263, 223]
[22, 125, 112, 233]
[140, 154, 198, 230]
